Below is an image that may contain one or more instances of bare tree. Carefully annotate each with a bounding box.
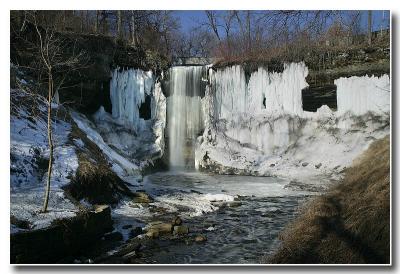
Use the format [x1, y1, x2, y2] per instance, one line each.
[205, 11, 222, 41]
[129, 11, 137, 46]
[368, 10, 372, 46]
[117, 10, 123, 39]
[18, 11, 88, 212]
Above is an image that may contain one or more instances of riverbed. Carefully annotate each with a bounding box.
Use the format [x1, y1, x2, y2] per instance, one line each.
[107, 171, 314, 264]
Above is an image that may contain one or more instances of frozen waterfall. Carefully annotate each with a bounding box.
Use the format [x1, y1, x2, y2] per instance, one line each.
[211, 62, 308, 119]
[335, 74, 390, 116]
[167, 66, 205, 167]
[110, 67, 154, 132]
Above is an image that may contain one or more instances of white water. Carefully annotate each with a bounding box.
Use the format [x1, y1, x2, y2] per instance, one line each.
[167, 66, 204, 167]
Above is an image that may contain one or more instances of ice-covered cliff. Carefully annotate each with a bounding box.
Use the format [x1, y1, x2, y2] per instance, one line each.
[196, 62, 390, 185]
[110, 68, 155, 132]
[211, 63, 308, 119]
[81, 67, 167, 173]
[335, 74, 390, 116]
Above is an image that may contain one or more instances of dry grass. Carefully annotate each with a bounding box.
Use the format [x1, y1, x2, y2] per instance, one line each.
[63, 123, 134, 205]
[267, 135, 390, 264]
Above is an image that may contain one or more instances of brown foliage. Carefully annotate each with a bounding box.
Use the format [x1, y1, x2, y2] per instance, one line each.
[268, 135, 390, 264]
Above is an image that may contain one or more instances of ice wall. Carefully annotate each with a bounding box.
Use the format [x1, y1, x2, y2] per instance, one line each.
[152, 82, 167, 154]
[335, 74, 390, 116]
[110, 67, 154, 132]
[168, 66, 205, 167]
[211, 62, 308, 119]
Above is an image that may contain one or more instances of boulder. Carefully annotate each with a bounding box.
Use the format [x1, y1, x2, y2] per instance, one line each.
[129, 227, 143, 238]
[132, 192, 153, 204]
[173, 225, 189, 236]
[172, 216, 182, 226]
[194, 235, 207, 243]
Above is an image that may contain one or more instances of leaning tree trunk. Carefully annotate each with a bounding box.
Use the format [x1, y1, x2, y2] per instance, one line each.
[43, 71, 54, 212]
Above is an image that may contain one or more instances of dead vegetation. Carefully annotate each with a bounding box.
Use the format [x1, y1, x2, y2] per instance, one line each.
[267, 135, 390, 264]
[63, 123, 134, 205]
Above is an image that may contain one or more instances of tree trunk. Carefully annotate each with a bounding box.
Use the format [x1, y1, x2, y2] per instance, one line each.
[246, 11, 251, 53]
[130, 11, 136, 46]
[94, 10, 99, 33]
[117, 10, 122, 39]
[368, 10, 372, 46]
[43, 71, 54, 213]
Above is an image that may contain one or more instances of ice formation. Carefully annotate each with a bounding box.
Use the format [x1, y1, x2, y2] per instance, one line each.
[335, 74, 390, 116]
[88, 68, 167, 172]
[211, 62, 308, 119]
[196, 62, 390, 184]
[167, 66, 205, 167]
[110, 67, 154, 132]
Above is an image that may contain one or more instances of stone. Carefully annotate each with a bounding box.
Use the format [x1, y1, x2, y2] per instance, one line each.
[129, 227, 143, 238]
[194, 235, 207, 243]
[132, 192, 153, 203]
[152, 223, 173, 234]
[315, 163, 322, 169]
[122, 224, 133, 230]
[122, 250, 136, 259]
[103, 231, 123, 242]
[145, 229, 159, 239]
[94, 204, 110, 214]
[172, 216, 182, 226]
[302, 162, 309, 167]
[173, 225, 189, 236]
[270, 163, 275, 167]
[145, 223, 173, 238]
[228, 201, 242, 208]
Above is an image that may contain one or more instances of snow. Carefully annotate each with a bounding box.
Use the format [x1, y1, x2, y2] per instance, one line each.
[10, 89, 79, 231]
[335, 74, 390, 116]
[110, 67, 154, 132]
[197, 63, 390, 185]
[71, 111, 141, 178]
[78, 68, 166, 175]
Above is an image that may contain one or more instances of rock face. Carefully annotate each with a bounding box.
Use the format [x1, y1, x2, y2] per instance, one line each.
[11, 27, 168, 114]
[11, 205, 113, 264]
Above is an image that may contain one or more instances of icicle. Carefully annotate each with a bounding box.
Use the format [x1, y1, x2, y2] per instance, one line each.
[109, 67, 154, 132]
[335, 74, 390, 116]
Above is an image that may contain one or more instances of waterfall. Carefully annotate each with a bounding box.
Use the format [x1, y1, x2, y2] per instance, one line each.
[167, 66, 205, 168]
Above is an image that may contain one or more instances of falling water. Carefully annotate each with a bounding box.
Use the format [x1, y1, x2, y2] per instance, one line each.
[167, 66, 205, 168]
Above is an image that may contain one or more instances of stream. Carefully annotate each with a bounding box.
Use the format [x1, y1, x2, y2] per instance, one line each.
[109, 171, 314, 264]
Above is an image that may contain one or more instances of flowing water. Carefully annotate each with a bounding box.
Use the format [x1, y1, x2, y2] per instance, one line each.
[103, 66, 314, 264]
[111, 171, 313, 264]
[167, 66, 205, 167]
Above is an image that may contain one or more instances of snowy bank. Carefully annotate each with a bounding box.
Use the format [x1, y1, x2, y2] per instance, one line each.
[10, 89, 79, 231]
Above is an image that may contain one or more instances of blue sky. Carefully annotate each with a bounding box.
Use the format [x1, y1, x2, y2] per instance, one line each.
[173, 10, 390, 35]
